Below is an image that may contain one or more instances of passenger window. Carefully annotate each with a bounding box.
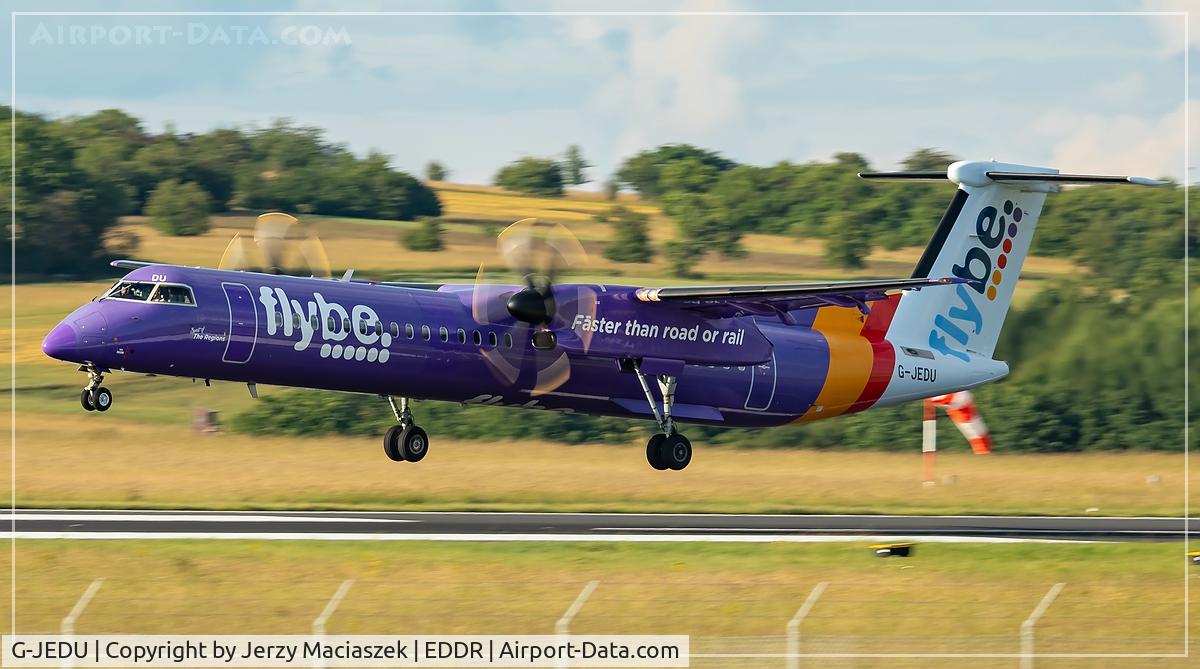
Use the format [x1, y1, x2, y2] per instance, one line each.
[342, 317, 351, 332]
[150, 284, 195, 305]
[375, 321, 383, 336]
[504, 333, 513, 349]
[472, 330, 482, 346]
[439, 326, 449, 343]
[107, 281, 157, 302]
[405, 324, 414, 339]
[421, 325, 431, 341]
[328, 316, 337, 333]
[311, 314, 320, 329]
[390, 322, 400, 338]
[275, 312, 284, 328]
[359, 320, 368, 335]
[487, 332, 498, 347]
[457, 328, 466, 344]
[293, 314, 301, 329]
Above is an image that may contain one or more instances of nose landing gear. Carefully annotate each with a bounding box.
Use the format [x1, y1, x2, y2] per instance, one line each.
[79, 366, 112, 412]
[382, 396, 429, 462]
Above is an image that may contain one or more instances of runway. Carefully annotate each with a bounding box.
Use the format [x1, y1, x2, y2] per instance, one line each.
[5, 509, 1187, 542]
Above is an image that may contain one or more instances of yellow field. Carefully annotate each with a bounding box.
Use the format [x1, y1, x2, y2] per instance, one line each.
[4, 540, 1195, 667]
[94, 182, 1077, 289]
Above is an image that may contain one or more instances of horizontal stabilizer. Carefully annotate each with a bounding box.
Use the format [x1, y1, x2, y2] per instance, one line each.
[982, 172, 1167, 186]
[860, 166, 1166, 187]
[858, 171, 947, 181]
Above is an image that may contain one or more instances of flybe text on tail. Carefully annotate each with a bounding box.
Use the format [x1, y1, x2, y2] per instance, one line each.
[929, 199, 1027, 362]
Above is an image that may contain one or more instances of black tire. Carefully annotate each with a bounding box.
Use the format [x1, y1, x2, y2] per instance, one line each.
[401, 426, 429, 462]
[383, 425, 406, 462]
[92, 387, 113, 412]
[660, 433, 692, 471]
[80, 389, 95, 411]
[646, 434, 668, 470]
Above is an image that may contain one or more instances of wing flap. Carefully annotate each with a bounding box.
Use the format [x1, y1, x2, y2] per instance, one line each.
[634, 276, 969, 320]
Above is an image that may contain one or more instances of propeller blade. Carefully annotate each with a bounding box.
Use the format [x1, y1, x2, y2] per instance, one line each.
[530, 350, 571, 397]
[480, 347, 521, 386]
[218, 233, 249, 271]
[497, 217, 539, 277]
[570, 285, 599, 354]
[254, 212, 298, 273]
[299, 234, 332, 278]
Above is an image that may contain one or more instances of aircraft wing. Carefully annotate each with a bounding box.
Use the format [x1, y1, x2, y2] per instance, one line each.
[633, 276, 969, 321]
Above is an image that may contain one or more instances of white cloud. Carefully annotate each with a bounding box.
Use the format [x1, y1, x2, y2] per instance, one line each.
[1034, 102, 1192, 181]
[1140, 0, 1194, 54]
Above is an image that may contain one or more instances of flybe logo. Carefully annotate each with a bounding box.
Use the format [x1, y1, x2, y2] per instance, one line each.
[257, 286, 393, 363]
[928, 199, 1024, 362]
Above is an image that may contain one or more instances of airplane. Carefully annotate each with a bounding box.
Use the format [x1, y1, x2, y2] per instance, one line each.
[41, 160, 1163, 470]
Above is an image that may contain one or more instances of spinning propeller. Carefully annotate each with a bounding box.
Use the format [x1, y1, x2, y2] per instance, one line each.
[218, 212, 332, 278]
[472, 218, 597, 396]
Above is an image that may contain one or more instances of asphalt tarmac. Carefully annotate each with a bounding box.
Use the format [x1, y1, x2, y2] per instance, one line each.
[6, 509, 1187, 542]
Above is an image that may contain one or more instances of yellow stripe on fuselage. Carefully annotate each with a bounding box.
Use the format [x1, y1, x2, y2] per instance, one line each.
[796, 306, 873, 422]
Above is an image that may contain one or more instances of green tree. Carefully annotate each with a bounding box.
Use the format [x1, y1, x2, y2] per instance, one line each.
[494, 157, 564, 196]
[603, 178, 619, 201]
[663, 240, 700, 278]
[426, 161, 448, 181]
[562, 145, 590, 185]
[145, 179, 212, 236]
[601, 206, 654, 263]
[615, 144, 736, 198]
[823, 209, 873, 269]
[401, 217, 445, 251]
[0, 108, 125, 274]
[902, 147, 957, 172]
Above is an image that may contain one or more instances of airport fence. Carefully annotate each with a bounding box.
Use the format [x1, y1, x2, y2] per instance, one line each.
[10, 575, 1189, 668]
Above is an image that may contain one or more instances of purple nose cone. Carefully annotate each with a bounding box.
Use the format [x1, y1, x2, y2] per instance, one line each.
[42, 322, 80, 362]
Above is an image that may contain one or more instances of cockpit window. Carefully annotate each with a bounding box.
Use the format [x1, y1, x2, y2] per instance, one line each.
[151, 285, 195, 305]
[106, 281, 157, 302]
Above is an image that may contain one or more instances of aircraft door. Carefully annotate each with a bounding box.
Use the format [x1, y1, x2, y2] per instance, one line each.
[744, 352, 777, 410]
[221, 282, 257, 364]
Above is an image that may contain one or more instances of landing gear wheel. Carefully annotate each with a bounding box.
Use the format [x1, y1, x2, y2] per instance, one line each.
[91, 387, 113, 412]
[80, 389, 95, 411]
[401, 426, 429, 462]
[660, 433, 692, 471]
[383, 425, 406, 462]
[646, 434, 668, 470]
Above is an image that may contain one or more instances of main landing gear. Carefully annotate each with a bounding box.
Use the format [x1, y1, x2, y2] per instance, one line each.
[632, 362, 692, 471]
[79, 365, 113, 412]
[382, 396, 428, 463]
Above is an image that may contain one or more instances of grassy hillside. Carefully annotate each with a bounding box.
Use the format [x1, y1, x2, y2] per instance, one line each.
[105, 182, 1075, 295]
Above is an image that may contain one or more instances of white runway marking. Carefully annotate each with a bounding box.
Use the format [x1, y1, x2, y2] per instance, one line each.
[2, 532, 1094, 544]
[8, 513, 409, 523]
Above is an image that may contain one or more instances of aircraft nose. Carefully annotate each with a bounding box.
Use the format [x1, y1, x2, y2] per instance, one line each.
[42, 321, 80, 361]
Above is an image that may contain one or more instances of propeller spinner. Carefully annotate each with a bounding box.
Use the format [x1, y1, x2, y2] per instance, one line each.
[472, 218, 596, 395]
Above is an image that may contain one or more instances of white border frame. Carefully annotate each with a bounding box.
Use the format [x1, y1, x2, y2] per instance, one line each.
[7, 7, 1190, 661]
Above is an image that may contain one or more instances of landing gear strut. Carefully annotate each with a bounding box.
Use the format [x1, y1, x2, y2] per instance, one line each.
[633, 362, 692, 471]
[79, 365, 112, 412]
[382, 396, 428, 463]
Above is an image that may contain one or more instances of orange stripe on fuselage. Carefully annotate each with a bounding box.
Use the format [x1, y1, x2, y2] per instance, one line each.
[796, 306, 873, 422]
[795, 295, 900, 423]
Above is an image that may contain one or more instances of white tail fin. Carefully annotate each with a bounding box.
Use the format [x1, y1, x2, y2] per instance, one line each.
[861, 160, 1165, 361]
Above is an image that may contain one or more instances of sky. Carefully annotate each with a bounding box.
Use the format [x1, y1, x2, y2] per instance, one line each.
[2, 0, 1196, 186]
